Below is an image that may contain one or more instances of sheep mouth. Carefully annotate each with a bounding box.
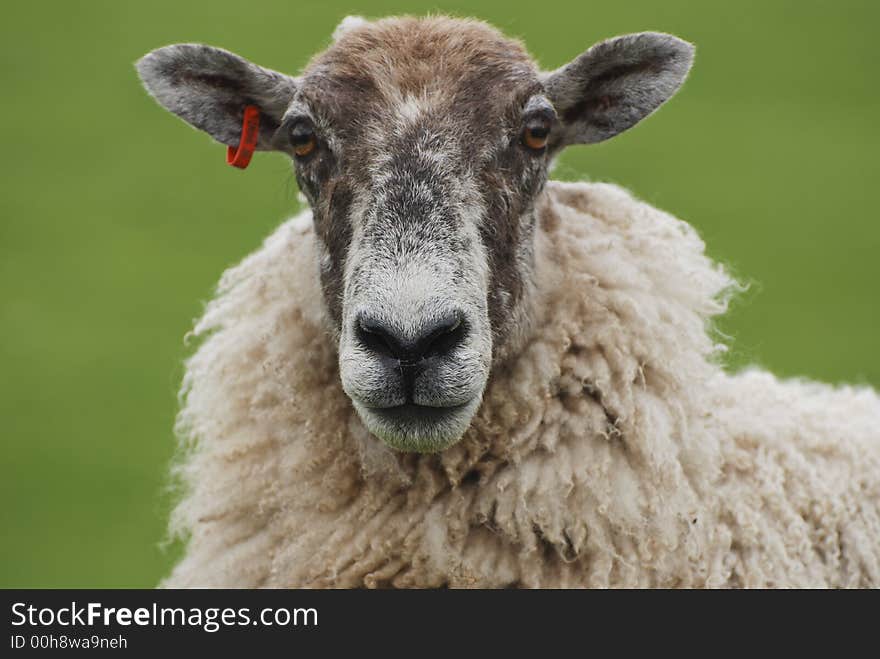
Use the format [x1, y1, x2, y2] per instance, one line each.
[371, 401, 469, 421]
[353, 398, 481, 453]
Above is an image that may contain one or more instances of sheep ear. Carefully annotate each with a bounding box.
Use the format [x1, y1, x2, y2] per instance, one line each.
[544, 32, 694, 148]
[136, 44, 297, 150]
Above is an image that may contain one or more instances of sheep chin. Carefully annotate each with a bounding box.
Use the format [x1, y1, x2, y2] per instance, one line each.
[352, 397, 482, 453]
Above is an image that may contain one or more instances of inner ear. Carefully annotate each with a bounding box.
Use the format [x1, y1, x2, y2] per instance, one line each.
[544, 32, 694, 148]
[136, 44, 297, 150]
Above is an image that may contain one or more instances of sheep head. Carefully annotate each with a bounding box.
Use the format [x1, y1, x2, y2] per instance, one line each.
[136, 16, 693, 453]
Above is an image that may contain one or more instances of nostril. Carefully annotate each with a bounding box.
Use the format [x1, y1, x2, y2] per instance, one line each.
[356, 315, 403, 360]
[419, 314, 467, 359]
[354, 311, 468, 362]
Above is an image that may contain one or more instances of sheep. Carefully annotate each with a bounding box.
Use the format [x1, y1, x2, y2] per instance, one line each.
[137, 15, 880, 588]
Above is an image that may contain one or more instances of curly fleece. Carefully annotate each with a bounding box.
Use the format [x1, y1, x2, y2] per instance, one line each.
[165, 181, 880, 588]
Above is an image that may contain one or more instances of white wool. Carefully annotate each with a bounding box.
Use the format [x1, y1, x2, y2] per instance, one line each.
[332, 16, 368, 43]
[164, 181, 880, 588]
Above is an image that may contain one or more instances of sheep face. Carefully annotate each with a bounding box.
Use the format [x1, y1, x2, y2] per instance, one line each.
[137, 16, 693, 452]
[300, 19, 548, 452]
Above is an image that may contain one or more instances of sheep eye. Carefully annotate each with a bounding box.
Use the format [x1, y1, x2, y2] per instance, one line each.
[522, 124, 549, 152]
[289, 123, 317, 158]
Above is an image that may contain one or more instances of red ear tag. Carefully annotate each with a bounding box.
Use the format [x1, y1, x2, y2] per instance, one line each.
[226, 105, 260, 169]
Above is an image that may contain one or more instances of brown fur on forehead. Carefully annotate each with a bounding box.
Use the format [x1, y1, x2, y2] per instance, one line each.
[301, 16, 539, 122]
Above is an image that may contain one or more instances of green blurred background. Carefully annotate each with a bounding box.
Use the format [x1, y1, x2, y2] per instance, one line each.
[1, 0, 877, 587]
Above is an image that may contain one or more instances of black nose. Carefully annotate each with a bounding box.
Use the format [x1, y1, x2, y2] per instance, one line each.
[356, 311, 467, 363]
